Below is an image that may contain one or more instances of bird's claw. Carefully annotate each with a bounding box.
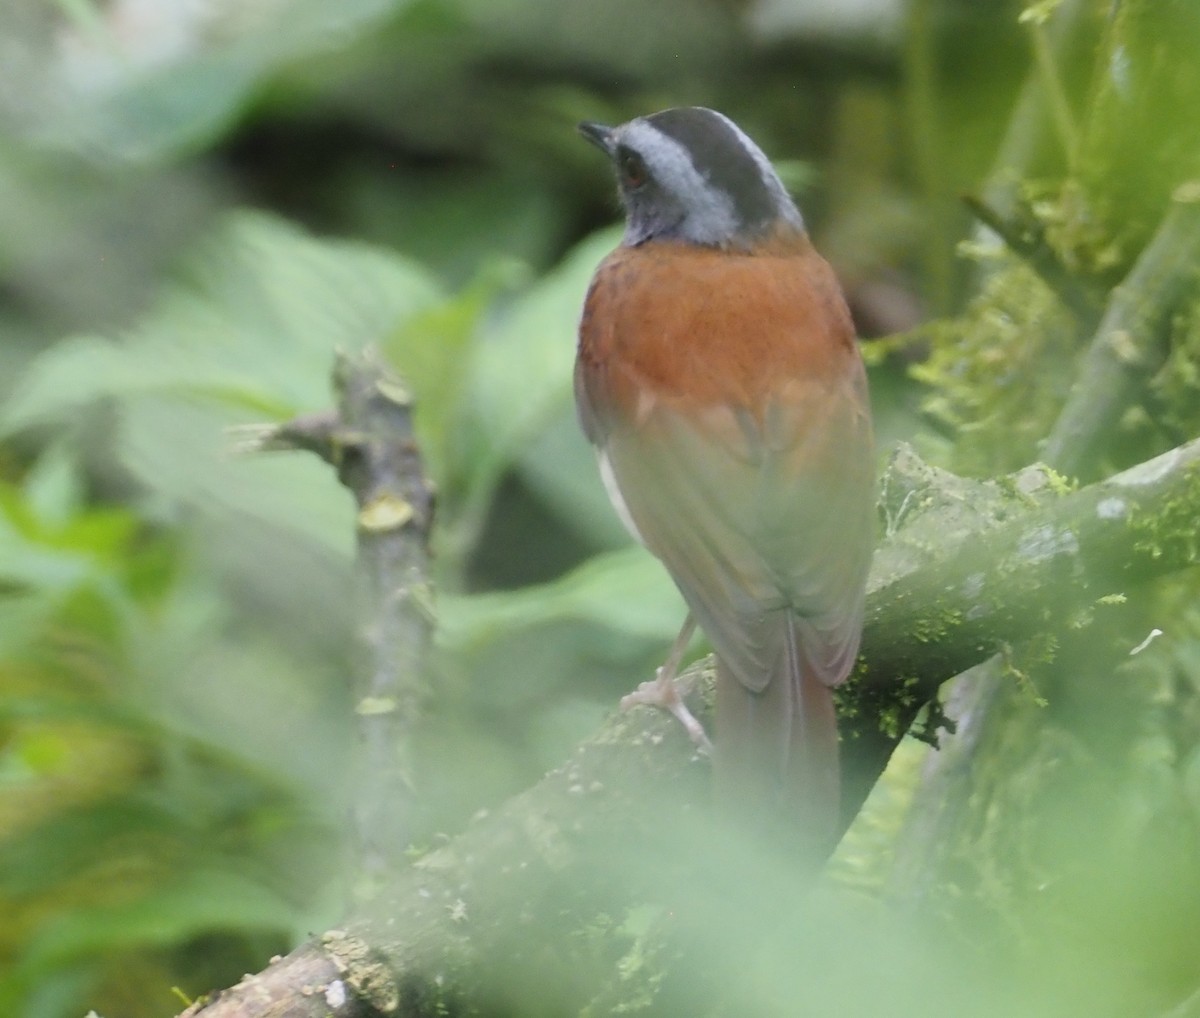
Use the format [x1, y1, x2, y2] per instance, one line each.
[620, 674, 713, 755]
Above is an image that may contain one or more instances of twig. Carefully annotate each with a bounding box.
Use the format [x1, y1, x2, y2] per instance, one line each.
[237, 348, 435, 881]
[1041, 186, 1200, 477]
[961, 192, 1103, 324]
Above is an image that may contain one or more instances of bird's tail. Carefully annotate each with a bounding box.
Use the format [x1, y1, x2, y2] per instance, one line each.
[712, 615, 841, 857]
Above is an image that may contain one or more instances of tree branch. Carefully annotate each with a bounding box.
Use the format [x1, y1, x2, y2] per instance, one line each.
[187, 433, 1200, 1017]
[961, 192, 1104, 324]
[1040, 185, 1200, 477]
[891, 184, 1200, 886]
[234, 348, 435, 879]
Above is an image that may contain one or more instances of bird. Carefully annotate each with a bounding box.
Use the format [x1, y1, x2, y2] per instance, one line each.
[575, 107, 875, 851]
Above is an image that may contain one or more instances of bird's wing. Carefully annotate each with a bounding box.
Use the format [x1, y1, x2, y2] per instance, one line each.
[587, 372, 874, 694]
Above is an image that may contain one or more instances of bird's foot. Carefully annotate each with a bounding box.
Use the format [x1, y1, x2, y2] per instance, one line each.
[620, 669, 713, 755]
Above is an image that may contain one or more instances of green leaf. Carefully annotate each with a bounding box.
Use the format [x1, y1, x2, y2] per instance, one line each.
[0, 484, 134, 596]
[20, 442, 85, 528]
[516, 407, 633, 549]
[1018, 0, 1065, 27]
[386, 257, 528, 492]
[450, 228, 620, 545]
[2, 210, 444, 557]
[21, 867, 300, 971]
[29, 0, 414, 162]
[439, 545, 683, 654]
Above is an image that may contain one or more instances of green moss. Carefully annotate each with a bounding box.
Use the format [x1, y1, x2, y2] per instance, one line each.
[1038, 466, 1078, 496]
[836, 660, 924, 741]
[876, 702, 904, 741]
[876, 675, 926, 740]
[1067, 606, 1093, 630]
[1023, 177, 1126, 280]
[578, 905, 672, 1016]
[910, 257, 1077, 475]
[911, 604, 965, 645]
[832, 657, 871, 723]
[1152, 296, 1200, 439]
[1127, 462, 1200, 564]
[997, 638, 1055, 707]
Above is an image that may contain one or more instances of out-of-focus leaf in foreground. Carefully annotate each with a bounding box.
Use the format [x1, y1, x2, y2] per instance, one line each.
[1, 0, 415, 162]
[2, 209, 443, 557]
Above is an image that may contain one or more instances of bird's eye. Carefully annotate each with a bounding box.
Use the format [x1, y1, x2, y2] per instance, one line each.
[617, 147, 648, 189]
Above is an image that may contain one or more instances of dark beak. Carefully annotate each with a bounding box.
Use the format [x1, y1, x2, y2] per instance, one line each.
[578, 121, 615, 155]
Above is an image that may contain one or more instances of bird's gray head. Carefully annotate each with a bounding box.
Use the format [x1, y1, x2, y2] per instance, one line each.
[579, 106, 804, 249]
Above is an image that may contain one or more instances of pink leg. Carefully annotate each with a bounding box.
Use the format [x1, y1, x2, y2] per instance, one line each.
[619, 614, 713, 753]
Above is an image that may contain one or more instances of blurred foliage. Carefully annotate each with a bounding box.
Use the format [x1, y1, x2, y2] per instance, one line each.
[909, 256, 1075, 472]
[0, 0, 1199, 1016]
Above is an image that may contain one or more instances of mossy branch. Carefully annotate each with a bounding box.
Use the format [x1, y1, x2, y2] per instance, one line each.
[185, 433, 1200, 1018]
[896, 185, 1200, 885]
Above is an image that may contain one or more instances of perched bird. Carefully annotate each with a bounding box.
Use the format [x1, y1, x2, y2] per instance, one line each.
[575, 107, 875, 849]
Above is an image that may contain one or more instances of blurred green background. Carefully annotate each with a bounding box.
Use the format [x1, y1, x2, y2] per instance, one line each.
[2, 0, 1200, 1015]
